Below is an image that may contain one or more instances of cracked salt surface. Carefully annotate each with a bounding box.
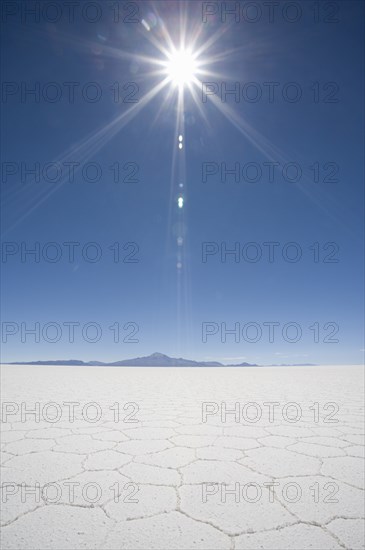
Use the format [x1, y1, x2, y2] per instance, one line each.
[1, 364, 364, 549]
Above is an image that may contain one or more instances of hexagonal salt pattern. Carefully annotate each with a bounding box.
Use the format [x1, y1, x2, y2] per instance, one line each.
[1, 364, 364, 549]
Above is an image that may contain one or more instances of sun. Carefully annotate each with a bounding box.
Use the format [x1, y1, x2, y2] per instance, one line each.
[165, 49, 197, 88]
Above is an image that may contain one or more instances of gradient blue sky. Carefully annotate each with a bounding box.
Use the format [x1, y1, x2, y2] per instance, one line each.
[1, 0, 364, 365]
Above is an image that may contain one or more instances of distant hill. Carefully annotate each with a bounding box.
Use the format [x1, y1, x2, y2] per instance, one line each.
[109, 352, 224, 367]
[227, 361, 259, 367]
[10, 352, 259, 367]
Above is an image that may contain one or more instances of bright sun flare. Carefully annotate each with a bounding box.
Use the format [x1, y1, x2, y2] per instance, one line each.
[166, 49, 197, 87]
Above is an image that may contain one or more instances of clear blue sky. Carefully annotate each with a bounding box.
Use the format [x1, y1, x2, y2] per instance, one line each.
[1, 0, 364, 365]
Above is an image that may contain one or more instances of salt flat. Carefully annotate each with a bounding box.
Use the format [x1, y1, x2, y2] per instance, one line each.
[1, 364, 364, 550]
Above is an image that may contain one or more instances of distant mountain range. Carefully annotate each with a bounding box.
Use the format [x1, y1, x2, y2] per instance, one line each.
[10, 352, 258, 367]
[9, 352, 316, 367]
